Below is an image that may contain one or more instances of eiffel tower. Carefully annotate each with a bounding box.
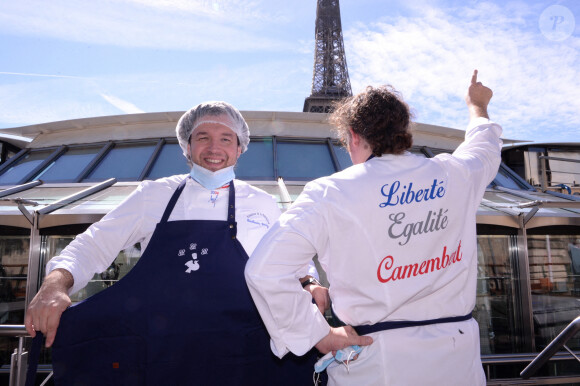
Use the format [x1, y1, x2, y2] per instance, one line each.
[303, 0, 353, 113]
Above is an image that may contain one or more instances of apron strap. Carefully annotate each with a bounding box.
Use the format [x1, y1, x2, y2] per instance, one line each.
[160, 178, 237, 235]
[25, 332, 44, 386]
[353, 312, 473, 336]
[160, 178, 188, 223]
[228, 180, 237, 239]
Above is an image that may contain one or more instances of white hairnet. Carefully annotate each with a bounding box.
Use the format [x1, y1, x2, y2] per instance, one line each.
[176, 101, 250, 163]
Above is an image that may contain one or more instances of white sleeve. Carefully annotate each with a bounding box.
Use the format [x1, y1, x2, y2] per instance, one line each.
[434, 118, 502, 201]
[241, 189, 317, 279]
[245, 182, 330, 358]
[46, 182, 150, 295]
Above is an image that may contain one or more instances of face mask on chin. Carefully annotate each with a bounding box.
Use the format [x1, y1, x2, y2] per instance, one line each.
[189, 163, 235, 190]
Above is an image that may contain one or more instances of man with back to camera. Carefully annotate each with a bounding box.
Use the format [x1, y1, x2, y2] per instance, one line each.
[24, 101, 345, 385]
[246, 70, 501, 385]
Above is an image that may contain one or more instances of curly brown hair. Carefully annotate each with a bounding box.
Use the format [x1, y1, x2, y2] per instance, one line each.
[329, 85, 413, 156]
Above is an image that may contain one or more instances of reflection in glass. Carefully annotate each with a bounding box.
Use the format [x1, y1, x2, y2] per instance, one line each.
[332, 144, 352, 170]
[146, 143, 189, 180]
[236, 139, 274, 180]
[66, 186, 138, 212]
[84, 143, 156, 182]
[0, 150, 53, 185]
[69, 244, 142, 303]
[0, 186, 88, 207]
[475, 235, 522, 354]
[42, 236, 143, 304]
[277, 142, 335, 180]
[284, 185, 305, 204]
[528, 234, 580, 351]
[33, 147, 100, 182]
[0, 236, 30, 324]
[493, 166, 530, 190]
[251, 184, 283, 209]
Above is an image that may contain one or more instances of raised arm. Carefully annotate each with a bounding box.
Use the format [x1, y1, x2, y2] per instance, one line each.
[446, 69, 502, 193]
[465, 69, 493, 120]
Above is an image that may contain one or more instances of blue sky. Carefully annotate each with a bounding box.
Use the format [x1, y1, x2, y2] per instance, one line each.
[0, 0, 578, 143]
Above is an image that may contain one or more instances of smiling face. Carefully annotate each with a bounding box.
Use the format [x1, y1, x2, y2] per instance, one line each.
[187, 120, 242, 172]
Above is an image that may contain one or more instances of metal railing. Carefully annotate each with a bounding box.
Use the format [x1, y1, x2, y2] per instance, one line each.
[0, 325, 29, 386]
[538, 155, 580, 193]
[0, 325, 52, 386]
[4, 321, 580, 385]
[521, 316, 580, 379]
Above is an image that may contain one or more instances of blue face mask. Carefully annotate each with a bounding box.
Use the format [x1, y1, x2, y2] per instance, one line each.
[189, 163, 235, 190]
[314, 345, 363, 373]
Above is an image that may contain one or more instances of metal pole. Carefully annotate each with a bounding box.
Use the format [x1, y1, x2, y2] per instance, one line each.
[517, 214, 535, 352]
[521, 316, 580, 379]
[23, 212, 41, 314]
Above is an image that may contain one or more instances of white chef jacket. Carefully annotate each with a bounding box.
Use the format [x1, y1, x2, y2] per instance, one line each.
[47, 175, 305, 295]
[245, 118, 502, 385]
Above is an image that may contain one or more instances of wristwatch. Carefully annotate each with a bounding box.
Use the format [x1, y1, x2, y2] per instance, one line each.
[301, 277, 321, 288]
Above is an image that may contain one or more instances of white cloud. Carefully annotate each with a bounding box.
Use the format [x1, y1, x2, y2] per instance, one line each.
[0, 57, 313, 128]
[0, 0, 298, 52]
[100, 94, 145, 114]
[124, 0, 291, 26]
[344, 1, 580, 142]
[0, 78, 126, 126]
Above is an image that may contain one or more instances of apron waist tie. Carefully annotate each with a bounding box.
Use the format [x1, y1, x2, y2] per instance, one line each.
[353, 312, 473, 336]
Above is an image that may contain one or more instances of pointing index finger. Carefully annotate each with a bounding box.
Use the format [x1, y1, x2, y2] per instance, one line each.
[471, 69, 478, 85]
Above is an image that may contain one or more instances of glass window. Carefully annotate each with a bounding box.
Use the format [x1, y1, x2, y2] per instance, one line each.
[284, 185, 306, 203]
[0, 142, 20, 165]
[1, 186, 92, 208]
[32, 147, 101, 182]
[332, 144, 353, 170]
[492, 166, 532, 190]
[40, 235, 143, 304]
[475, 235, 524, 354]
[68, 244, 143, 304]
[236, 139, 275, 180]
[63, 185, 138, 212]
[528, 234, 580, 351]
[0, 236, 30, 324]
[546, 149, 580, 187]
[251, 184, 283, 208]
[0, 150, 54, 185]
[277, 141, 336, 180]
[146, 143, 189, 180]
[83, 143, 156, 182]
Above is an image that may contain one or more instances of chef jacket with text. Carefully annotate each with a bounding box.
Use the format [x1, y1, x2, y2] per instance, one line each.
[246, 117, 503, 385]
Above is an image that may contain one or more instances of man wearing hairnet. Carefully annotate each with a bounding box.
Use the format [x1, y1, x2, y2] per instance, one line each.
[24, 101, 333, 385]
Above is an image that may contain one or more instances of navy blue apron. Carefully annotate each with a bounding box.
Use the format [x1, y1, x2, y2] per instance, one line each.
[48, 179, 315, 385]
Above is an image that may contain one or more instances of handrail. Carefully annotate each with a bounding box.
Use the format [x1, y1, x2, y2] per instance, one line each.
[0, 324, 29, 337]
[3, 322, 580, 383]
[539, 155, 580, 164]
[0, 325, 30, 386]
[520, 316, 580, 379]
[537, 154, 580, 191]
